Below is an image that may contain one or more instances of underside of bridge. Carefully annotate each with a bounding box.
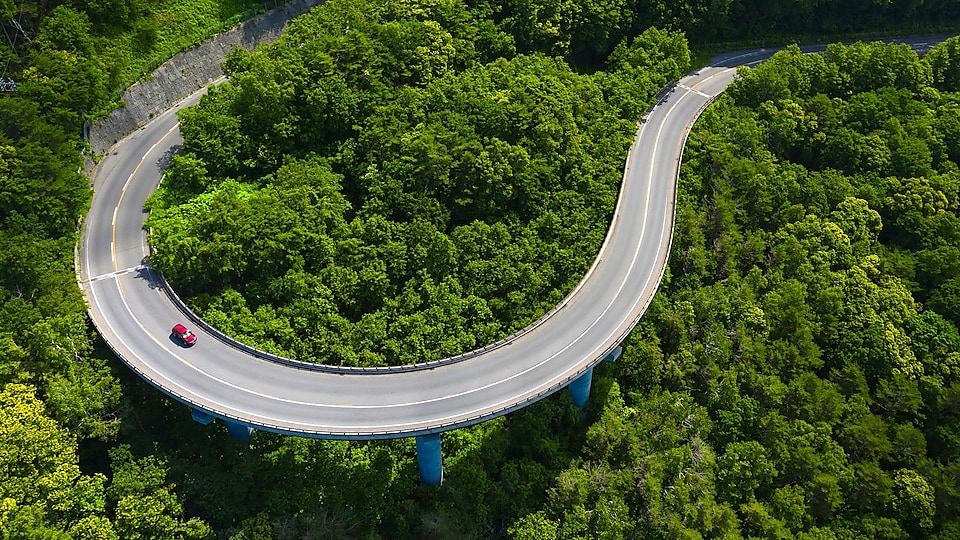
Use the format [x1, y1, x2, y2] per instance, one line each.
[187, 345, 624, 485]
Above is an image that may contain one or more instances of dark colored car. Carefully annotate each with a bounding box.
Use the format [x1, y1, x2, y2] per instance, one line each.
[172, 323, 197, 346]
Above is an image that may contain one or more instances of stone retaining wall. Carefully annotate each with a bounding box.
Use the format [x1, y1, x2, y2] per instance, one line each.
[88, 0, 321, 156]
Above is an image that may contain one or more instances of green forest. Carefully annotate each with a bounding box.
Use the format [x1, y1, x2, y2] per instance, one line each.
[3, 0, 960, 537]
[144, 4, 689, 366]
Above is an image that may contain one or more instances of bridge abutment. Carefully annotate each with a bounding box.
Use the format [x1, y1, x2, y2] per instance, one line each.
[416, 433, 444, 486]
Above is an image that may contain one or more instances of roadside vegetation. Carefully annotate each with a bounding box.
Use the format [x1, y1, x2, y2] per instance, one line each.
[145, 2, 688, 366]
[1, 0, 960, 537]
[520, 39, 960, 539]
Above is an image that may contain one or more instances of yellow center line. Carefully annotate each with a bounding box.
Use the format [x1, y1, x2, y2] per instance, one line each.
[111, 123, 180, 272]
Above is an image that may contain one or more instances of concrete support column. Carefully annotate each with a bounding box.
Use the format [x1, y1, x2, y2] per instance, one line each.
[568, 367, 594, 408]
[191, 409, 214, 425]
[568, 346, 621, 408]
[191, 409, 254, 442]
[224, 419, 255, 443]
[416, 433, 444, 486]
[568, 346, 622, 408]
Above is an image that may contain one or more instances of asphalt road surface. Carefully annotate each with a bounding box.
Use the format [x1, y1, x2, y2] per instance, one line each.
[79, 37, 946, 439]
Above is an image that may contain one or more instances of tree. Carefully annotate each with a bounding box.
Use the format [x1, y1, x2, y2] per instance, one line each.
[716, 440, 776, 505]
[108, 445, 212, 540]
[508, 511, 559, 540]
[23, 6, 109, 121]
[889, 469, 936, 533]
[0, 383, 114, 537]
[925, 36, 960, 91]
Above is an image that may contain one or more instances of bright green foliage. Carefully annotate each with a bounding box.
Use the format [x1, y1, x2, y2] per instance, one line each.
[503, 38, 960, 539]
[0, 2, 271, 538]
[148, 0, 684, 366]
[0, 0, 126, 457]
[108, 445, 212, 540]
[5, 0, 960, 538]
[22, 7, 108, 123]
[569, 39, 960, 538]
[924, 36, 960, 91]
[597, 26, 692, 119]
[0, 384, 114, 538]
[890, 469, 936, 533]
[508, 511, 560, 540]
[0, 385, 208, 537]
[0, 228, 121, 439]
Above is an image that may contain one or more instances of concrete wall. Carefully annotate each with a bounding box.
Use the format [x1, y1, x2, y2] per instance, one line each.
[88, 0, 321, 156]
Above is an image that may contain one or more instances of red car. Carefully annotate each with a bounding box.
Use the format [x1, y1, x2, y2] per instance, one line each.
[172, 323, 197, 346]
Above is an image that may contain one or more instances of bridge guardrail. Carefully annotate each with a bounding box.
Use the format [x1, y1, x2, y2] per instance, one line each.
[85, 76, 718, 438]
[93, 298, 604, 438]
[149, 79, 713, 392]
[155, 259, 612, 374]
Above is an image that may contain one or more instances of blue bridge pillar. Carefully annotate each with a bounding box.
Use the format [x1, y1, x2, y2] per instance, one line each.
[568, 367, 594, 408]
[191, 409, 214, 425]
[568, 346, 622, 408]
[191, 409, 254, 442]
[416, 433, 444, 486]
[224, 419, 255, 443]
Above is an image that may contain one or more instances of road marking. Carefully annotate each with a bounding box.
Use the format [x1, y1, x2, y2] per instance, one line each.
[90, 70, 716, 428]
[111, 123, 179, 272]
[691, 67, 736, 92]
[91, 41, 943, 433]
[82, 264, 149, 283]
[100, 76, 711, 427]
[677, 83, 709, 97]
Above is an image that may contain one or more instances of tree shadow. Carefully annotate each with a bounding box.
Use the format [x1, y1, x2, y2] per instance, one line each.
[133, 260, 164, 291]
[156, 144, 182, 172]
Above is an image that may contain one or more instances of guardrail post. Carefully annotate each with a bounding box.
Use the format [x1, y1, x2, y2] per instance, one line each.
[416, 433, 443, 486]
[568, 367, 594, 408]
[224, 419, 255, 443]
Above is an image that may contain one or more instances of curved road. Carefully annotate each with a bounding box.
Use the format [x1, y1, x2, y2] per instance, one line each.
[79, 39, 943, 439]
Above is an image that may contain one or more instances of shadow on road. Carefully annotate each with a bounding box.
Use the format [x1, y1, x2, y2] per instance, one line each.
[133, 261, 164, 290]
[157, 144, 182, 172]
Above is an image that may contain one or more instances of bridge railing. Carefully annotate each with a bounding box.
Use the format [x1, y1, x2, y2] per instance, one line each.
[87, 77, 720, 438]
[148, 79, 716, 382]
[137, 82, 718, 437]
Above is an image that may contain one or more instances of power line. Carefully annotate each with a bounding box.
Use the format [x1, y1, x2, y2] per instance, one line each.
[10, 17, 30, 43]
[0, 0, 29, 85]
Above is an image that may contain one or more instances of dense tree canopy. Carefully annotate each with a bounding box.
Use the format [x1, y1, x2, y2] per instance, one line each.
[140, 2, 960, 532]
[147, 0, 690, 366]
[513, 37, 960, 538]
[0, 0, 271, 536]
[2, 0, 960, 536]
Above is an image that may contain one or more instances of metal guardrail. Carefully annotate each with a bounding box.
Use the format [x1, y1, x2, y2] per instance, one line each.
[93, 304, 603, 438]
[138, 79, 718, 436]
[583, 85, 720, 375]
[79, 71, 721, 438]
[84, 37, 948, 437]
[147, 74, 694, 377]
[143, 77, 712, 401]
[155, 253, 611, 375]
